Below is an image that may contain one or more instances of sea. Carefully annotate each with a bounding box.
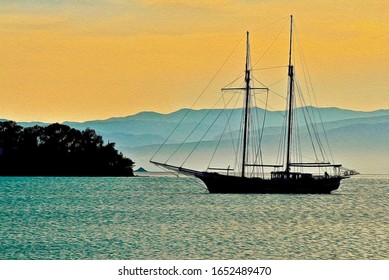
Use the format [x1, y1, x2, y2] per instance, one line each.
[0, 174, 388, 260]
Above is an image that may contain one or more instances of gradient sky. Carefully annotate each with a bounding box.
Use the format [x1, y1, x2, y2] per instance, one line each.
[1, 0, 388, 122]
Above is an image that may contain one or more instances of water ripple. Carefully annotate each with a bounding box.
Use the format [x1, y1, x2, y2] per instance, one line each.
[0, 175, 388, 259]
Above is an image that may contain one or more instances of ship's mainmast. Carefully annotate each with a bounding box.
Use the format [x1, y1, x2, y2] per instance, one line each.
[285, 15, 294, 173]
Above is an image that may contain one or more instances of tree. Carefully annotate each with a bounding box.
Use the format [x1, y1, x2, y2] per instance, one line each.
[0, 121, 134, 176]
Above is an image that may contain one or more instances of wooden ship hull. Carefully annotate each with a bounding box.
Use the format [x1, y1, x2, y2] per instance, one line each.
[196, 172, 342, 194]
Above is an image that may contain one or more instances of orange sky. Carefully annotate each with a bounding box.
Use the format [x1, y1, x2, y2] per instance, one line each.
[0, 0, 388, 122]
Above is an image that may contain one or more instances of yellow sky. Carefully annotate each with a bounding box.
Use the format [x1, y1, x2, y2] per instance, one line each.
[0, 0, 388, 122]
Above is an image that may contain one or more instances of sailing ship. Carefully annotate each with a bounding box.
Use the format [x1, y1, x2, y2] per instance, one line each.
[151, 16, 347, 194]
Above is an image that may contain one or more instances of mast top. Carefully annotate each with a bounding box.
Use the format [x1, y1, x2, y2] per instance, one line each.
[288, 15, 293, 68]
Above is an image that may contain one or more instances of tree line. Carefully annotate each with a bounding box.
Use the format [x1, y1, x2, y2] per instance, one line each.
[0, 121, 134, 176]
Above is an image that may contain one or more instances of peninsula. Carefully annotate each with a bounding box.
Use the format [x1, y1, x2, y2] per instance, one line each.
[0, 121, 134, 176]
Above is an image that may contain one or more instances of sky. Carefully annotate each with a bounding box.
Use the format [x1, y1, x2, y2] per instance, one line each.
[0, 0, 388, 122]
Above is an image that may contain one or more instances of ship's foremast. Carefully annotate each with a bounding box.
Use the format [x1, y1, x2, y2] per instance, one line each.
[241, 31, 251, 178]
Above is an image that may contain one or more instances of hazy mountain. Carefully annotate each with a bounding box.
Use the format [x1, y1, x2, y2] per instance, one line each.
[5, 107, 389, 174]
[119, 108, 389, 174]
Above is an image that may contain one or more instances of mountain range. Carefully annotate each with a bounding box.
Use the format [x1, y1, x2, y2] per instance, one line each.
[7, 107, 389, 174]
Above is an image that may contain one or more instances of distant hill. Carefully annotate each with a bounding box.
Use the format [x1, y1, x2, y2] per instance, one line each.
[5, 107, 389, 174]
[135, 167, 148, 172]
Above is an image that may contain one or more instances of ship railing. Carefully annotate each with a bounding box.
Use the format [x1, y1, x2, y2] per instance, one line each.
[289, 162, 343, 176]
[207, 167, 234, 176]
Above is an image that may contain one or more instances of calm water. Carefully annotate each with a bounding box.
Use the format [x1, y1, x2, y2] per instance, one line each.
[0, 174, 388, 260]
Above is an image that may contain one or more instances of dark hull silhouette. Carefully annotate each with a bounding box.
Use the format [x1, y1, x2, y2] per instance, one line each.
[196, 172, 342, 194]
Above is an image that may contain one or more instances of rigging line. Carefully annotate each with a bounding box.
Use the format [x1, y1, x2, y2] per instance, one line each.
[260, 90, 270, 176]
[235, 95, 246, 175]
[269, 89, 286, 100]
[295, 54, 323, 161]
[252, 66, 288, 71]
[200, 32, 246, 97]
[253, 95, 285, 117]
[295, 28, 314, 109]
[252, 18, 288, 68]
[259, 91, 269, 151]
[165, 93, 226, 164]
[251, 89, 269, 177]
[222, 73, 246, 94]
[218, 92, 233, 163]
[204, 33, 245, 93]
[295, 80, 320, 161]
[293, 103, 303, 172]
[294, 24, 334, 163]
[296, 29, 335, 163]
[278, 88, 290, 167]
[297, 40, 327, 160]
[299, 92, 329, 165]
[276, 107, 285, 165]
[247, 94, 256, 177]
[249, 124, 259, 177]
[291, 104, 298, 171]
[268, 76, 288, 88]
[254, 97, 282, 116]
[295, 31, 321, 150]
[295, 76, 328, 161]
[252, 76, 286, 100]
[294, 23, 317, 112]
[319, 112, 334, 161]
[307, 106, 329, 161]
[151, 33, 245, 162]
[275, 101, 285, 165]
[181, 91, 238, 168]
[223, 72, 245, 88]
[150, 117, 181, 161]
[251, 16, 289, 33]
[251, 77, 268, 88]
[223, 90, 242, 162]
[250, 89, 261, 154]
[208, 91, 241, 170]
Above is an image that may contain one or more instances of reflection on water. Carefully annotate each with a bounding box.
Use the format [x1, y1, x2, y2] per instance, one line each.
[0, 175, 388, 259]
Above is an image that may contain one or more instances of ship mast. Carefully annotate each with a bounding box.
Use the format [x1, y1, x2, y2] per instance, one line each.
[285, 15, 294, 173]
[241, 31, 251, 178]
